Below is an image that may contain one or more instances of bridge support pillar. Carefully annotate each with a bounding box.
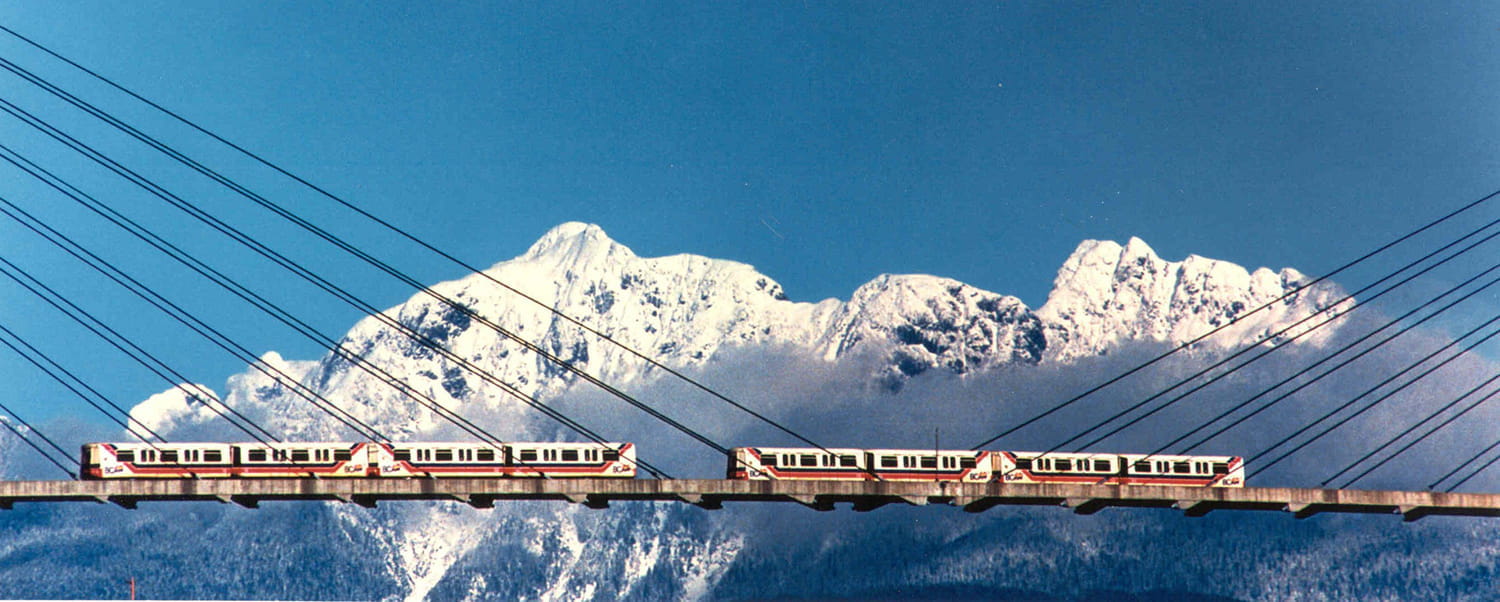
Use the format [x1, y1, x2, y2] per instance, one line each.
[952, 496, 1001, 513]
[456, 494, 495, 509]
[1285, 502, 1321, 519]
[1399, 505, 1431, 522]
[1175, 500, 1213, 517]
[333, 494, 377, 508]
[789, 494, 834, 511]
[1064, 497, 1105, 515]
[677, 494, 723, 510]
[563, 493, 609, 509]
[851, 498, 892, 512]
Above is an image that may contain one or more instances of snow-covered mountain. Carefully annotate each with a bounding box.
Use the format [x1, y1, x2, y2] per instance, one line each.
[138, 222, 1348, 438]
[16, 222, 1491, 602]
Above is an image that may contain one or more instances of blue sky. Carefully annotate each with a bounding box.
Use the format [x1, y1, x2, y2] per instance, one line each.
[1, 2, 1498, 425]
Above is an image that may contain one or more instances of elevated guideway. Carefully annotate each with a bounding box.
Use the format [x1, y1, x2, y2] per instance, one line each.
[0, 479, 1496, 521]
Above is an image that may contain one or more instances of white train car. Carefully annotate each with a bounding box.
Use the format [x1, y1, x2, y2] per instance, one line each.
[997, 451, 1244, 487]
[233, 442, 375, 478]
[728, 447, 993, 482]
[81, 442, 235, 479]
[728, 447, 870, 480]
[864, 449, 993, 483]
[730, 447, 1246, 487]
[376, 442, 635, 478]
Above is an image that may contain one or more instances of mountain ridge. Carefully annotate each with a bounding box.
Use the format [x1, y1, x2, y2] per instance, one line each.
[132, 221, 1349, 436]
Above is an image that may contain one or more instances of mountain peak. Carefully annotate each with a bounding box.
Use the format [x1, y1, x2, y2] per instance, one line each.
[1121, 236, 1159, 260]
[521, 222, 636, 265]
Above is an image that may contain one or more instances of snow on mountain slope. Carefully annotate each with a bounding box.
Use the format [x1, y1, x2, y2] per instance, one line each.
[1037, 236, 1351, 363]
[227, 222, 1345, 441]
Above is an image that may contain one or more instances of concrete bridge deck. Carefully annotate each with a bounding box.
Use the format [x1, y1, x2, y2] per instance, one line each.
[0, 479, 1495, 521]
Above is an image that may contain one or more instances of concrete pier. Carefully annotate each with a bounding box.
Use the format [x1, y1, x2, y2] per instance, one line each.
[0, 479, 1494, 521]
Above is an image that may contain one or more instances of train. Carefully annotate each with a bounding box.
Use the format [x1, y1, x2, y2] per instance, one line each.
[80, 441, 636, 479]
[80, 442, 1243, 487]
[728, 447, 1245, 487]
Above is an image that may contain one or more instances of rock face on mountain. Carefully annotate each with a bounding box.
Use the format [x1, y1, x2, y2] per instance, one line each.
[1036, 237, 1351, 363]
[137, 222, 1348, 437]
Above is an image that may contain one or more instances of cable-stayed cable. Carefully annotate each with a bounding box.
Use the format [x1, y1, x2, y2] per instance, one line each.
[0, 145, 514, 451]
[0, 146, 670, 479]
[1327, 372, 1500, 488]
[1147, 260, 1500, 458]
[1024, 222, 1500, 461]
[970, 190, 1500, 450]
[0, 256, 282, 445]
[0, 35, 952, 460]
[0, 407, 77, 479]
[0, 322, 166, 442]
[1250, 311, 1500, 474]
[1434, 438, 1500, 491]
[0, 193, 387, 443]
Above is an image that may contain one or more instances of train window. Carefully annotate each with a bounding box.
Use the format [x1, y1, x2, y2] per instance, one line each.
[1212, 462, 1230, 475]
[960, 457, 977, 469]
[920, 456, 937, 469]
[334, 449, 352, 462]
[1094, 460, 1111, 472]
[274, 450, 289, 462]
[203, 450, 222, 463]
[880, 456, 898, 468]
[161, 451, 179, 463]
[291, 450, 310, 463]
[477, 449, 495, 462]
[800, 454, 816, 467]
[1054, 459, 1071, 471]
[901, 456, 914, 468]
[1156, 461, 1169, 473]
[1173, 462, 1191, 474]
[117, 450, 135, 463]
[393, 449, 411, 462]
[1133, 461, 1150, 472]
[435, 450, 453, 462]
[247, 449, 267, 462]
[761, 454, 778, 467]
[603, 450, 620, 462]
[561, 449, 579, 462]
[840, 455, 857, 467]
[519, 449, 538, 463]
[1015, 458, 1032, 471]
[545, 450, 559, 462]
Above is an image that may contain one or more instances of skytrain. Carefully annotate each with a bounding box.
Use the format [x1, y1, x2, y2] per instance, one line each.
[81, 441, 1243, 487]
[728, 447, 1245, 487]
